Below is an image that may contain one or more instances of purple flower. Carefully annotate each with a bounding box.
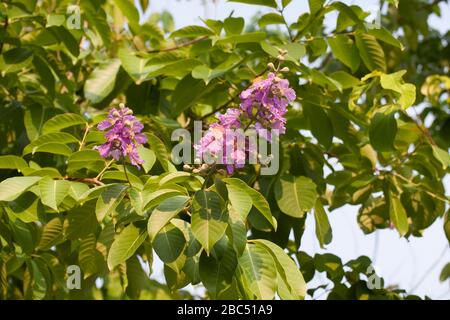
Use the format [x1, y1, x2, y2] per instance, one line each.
[95, 104, 147, 168]
[194, 73, 295, 174]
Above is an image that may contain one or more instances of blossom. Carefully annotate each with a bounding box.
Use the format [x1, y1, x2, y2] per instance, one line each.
[95, 104, 147, 168]
[194, 72, 295, 174]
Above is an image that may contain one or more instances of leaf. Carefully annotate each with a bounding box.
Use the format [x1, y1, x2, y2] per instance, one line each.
[23, 133, 78, 155]
[389, 193, 409, 237]
[42, 113, 87, 134]
[80, 0, 111, 46]
[79, 234, 105, 278]
[258, 13, 285, 28]
[274, 175, 318, 218]
[444, 210, 450, 243]
[107, 224, 147, 270]
[223, 178, 276, 229]
[260, 41, 305, 65]
[355, 33, 386, 72]
[191, 190, 228, 254]
[303, 102, 333, 148]
[95, 184, 128, 222]
[118, 48, 153, 84]
[192, 53, 242, 84]
[113, 0, 140, 34]
[32, 143, 73, 156]
[228, 0, 278, 8]
[147, 195, 190, 241]
[226, 184, 252, 220]
[328, 34, 360, 73]
[216, 32, 266, 45]
[68, 182, 90, 202]
[170, 25, 214, 38]
[39, 177, 70, 212]
[199, 244, 238, 298]
[66, 201, 100, 239]
[440, 263, 450, 282]
[66, 150, 105, 174]
[380, 71, 416, 109]
[137, 146, 156, 173]
[171, 74, 215, 116]
[37, 217, 64, 250]
[224, 17, 244, 35]
[0, 177, 42, 202]
[237, 243, 277, 300]
[368, 27, 404, 50]
[153, 223, 186, 263]
[313, 200, 332, 248]
[84, 59, 121, 104]
[369, 112, 397, 152]
[431, 146, 450, 170]
[0, 155, 28, 171]
[254, 239, 306, 299]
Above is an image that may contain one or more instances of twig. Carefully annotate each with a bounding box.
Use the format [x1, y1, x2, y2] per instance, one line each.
[95, 159, 114, 180]
[78, 123, 90, 151]
[122, 159, 132, 187]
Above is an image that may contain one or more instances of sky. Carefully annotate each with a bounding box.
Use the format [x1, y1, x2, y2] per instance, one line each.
[137, 0, 450, 299]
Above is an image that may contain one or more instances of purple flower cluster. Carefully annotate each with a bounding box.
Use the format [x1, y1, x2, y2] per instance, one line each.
[194, 73, 295, 174]
[95, 105, 147, 168]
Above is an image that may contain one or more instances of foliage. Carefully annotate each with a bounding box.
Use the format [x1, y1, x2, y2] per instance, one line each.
[0, 0, 448, 300]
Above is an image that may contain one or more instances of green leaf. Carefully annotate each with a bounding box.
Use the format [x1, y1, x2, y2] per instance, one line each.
[389, 192, 409, 237]
[216, 32, 266, 45]
[32, 143, 73, 156]
[258, 13, 285, 28]
[313, 200, 332, 248]
[42, 113, 87, 134]
[368, 27, 404, 50]
[153, 223, 186, 263]
[113, 0, 140, 34]
[237, 243, 277, 300]
[192, 53, 242, 84]
[147, 195, 190, 241]
[431, 146, 450, 170]
[369, 112, 397, 152]
[355, 33, 386, 72]
[68, 182, 90, 202]
[39, 177, 70, 212]
[226, 183, 252, 220]
[274, 175, 318, 218]
[380, 71, 416, 109]
[170, 25, 214, 38]
[224, 178, 276, 229]
[66, 201, 100, 239]
[171, 74, 215, 116]
[254, 239, 306, 299]
[66, 150, 105, 174]
[37, 217, 64, 250]
[260, 42, 305, 65]
[228, 0, 278, 8]
[78, 233, 105, 278]
[118, 48, 153, 84]
[191, 190, 228, 254]
[146, 132, 173, 172]
[329, 71, 360, 89]
[303, 102, 333, 148]
[23, 133, 79, 155]
[0, 155, 28, 171]
[224, 17, 244, 35]
[84, 59, 121, 104]
[0, 177, 42, 202]
[199, 244, 238, 298]
[95, 184, 128, 222]
[107, 224, 147, 270]
[440, 263, 450, 282]
[444, 210, 450, 243]
[328, 34, 360, 73]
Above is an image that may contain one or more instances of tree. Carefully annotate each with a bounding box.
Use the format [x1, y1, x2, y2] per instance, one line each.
[0, 0, 448, 300]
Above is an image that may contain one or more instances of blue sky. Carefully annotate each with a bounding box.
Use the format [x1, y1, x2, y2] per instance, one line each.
[137, 0, 450, 299]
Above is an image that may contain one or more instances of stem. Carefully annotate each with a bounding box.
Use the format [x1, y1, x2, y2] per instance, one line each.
[279, 8, 293, 42]
[95, 159, 114, 180]
[122, 159, 132, 187]
[78, 123, 90, 151]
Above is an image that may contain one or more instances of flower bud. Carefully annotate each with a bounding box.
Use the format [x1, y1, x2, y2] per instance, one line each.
[277, 54, 285, 61]
[124, 120, 131, 127]
[192, 168, 200, 174]
[200, 163, 209, 171]
[183, 164, 192, 172]
[194, 158, 202, 165]
[280, 67, 290, 73]
[112, 111, 120, 117]
[267, 62, 276, 70]
[119, 103, 125, 109]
